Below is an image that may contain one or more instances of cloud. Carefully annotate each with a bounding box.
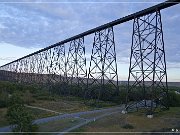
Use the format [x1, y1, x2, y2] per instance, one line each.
[0, 57, 16, 61]
[0, 3, 80, 48]
[0, 0, 138, 49]
[167, 62, 180, 69]
[0, 42, 41, 66]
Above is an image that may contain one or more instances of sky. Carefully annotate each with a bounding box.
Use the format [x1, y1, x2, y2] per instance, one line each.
[0, 0, 179, 82]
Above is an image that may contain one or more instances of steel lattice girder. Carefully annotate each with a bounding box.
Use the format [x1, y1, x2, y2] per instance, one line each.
[126, 10, 168, 114]
[85, 27, 118, 104]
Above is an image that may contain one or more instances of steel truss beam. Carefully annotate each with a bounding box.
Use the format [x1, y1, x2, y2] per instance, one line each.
[125, 10, 168, 114]
[84, 27, 118, 105]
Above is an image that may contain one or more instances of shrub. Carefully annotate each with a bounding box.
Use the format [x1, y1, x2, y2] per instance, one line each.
[6, 94, 38, 132]
[122, 123, 134, 129]
[0, 90, 9, 108]
[168, 91, 180, 107]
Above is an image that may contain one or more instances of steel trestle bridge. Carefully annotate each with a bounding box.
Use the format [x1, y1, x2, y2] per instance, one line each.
[0, 0, 179, 115]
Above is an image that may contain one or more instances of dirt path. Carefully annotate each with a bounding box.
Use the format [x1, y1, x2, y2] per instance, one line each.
[25, 105, 62, 115]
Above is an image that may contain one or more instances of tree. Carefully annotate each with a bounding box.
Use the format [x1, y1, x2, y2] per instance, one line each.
[0, 90, 8, 108]
[6, 93, 37, 133]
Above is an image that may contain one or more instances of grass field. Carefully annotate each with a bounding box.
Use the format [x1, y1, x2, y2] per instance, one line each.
[38, 117, 84, 134]
[0, 95, 84, 127]
[0, 91, 116, 128]
[30, 98, 92, 113]
[0, 107, 58, 128]
[0, 108, 8, 127]
[69, 107, 180, 134]
[27, 107, 58, 119]
[0, 80, 179, 132]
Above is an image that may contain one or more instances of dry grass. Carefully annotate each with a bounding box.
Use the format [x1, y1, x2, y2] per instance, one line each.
[0, 108, 9, 127]
[26, 107, 58, 119]
[30, 99, 92, 113]
[80, 107, 120, 119]
[0, 95, 91, 128]
[71, 107, 180, 134]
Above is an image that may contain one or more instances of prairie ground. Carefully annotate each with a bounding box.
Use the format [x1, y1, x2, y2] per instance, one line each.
[69, 107, 180, 134]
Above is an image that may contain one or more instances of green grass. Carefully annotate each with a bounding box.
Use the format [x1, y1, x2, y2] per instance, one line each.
[0, 94, 117, 128]
[0, 107, 58, 128]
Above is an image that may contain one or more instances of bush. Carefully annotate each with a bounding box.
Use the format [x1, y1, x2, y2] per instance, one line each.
[0, 99, 7, 108]
[7, 105, 34, 132]
[0, 90, 9, 108]
[6, 94, 38, 132]
[7, 93, 24, 106]
[168, 91, 180, 107]
[122, 123, 134, 129]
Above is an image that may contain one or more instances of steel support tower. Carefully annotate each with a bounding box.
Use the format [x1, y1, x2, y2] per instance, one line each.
[44, 45, 66, 93]
[66, 37, 87, 95]
[125, 10, 169, 115]
[85, 27, 118, 105]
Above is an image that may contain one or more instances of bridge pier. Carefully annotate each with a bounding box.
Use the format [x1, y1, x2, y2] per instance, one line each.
[66, 37, 87, 95]
[85, 27, 119, 105]
[125, 10, 169, 114]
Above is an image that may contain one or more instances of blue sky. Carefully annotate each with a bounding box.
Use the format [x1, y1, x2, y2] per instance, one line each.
[0, 0, 179, 81]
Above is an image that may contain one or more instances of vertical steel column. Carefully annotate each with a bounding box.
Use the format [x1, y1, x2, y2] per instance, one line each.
[6, 64, 10, 81]
[43, 45, 66, 93]
[56, 44, 66, 95]
[14, 61, 19, 83]
[23, 57, 29, 83]
[18, 59, 24, 83]
[33, 54, 39, 83]
[35, 51, 46, 84]
[85, 27, 118, 105]
[58, 44, 66, 83]
[45, 47, 61, 85]
[9, 62, 16, 82]
[29, 55, 37, 83]
[126, 10, 168, 114]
